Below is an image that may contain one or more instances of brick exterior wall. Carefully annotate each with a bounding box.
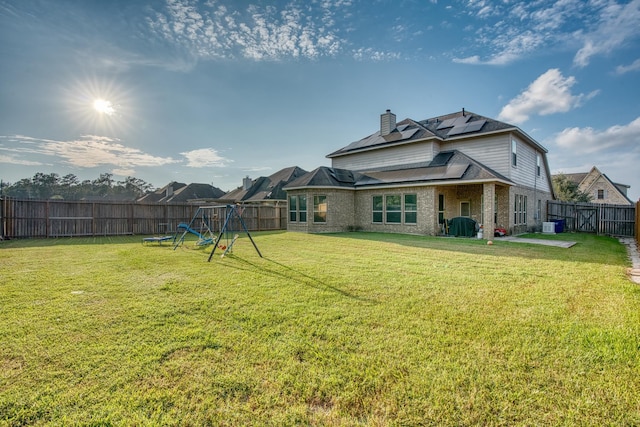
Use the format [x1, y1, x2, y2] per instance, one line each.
[509, 185, 553, 235]
[286, 189, 355, 233]
[287, 184, 553, 237]
[353, 187, 437, 235]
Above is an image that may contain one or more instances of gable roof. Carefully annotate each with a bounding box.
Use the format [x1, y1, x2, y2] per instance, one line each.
[327, 110, 546, 159]
[580, 167, 632, 203]
[137, 182, 224, 203]
[169, 183, 225, 203]
[222, 166, 308, 203]
[285, 150, 512, 190]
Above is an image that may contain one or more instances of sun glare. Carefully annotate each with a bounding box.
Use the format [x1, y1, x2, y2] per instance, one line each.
[93, 98, 115, 116]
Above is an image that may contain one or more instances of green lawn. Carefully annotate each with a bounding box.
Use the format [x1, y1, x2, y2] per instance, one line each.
[1, 232, 639, 426]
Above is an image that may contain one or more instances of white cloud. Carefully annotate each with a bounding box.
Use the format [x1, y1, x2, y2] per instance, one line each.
[352, 47, 401, 61]
[0, 153, 44, 166]
[458, 0, 639, 67]
[0, 135, 178, 169]
[554, 117, 640, 154]
[181, 148, 230, 168]
[574, 0, 640, 67]
[498, 69, 597, 124]
[147, 0, 348, 61]
[615, 58, 640, 75]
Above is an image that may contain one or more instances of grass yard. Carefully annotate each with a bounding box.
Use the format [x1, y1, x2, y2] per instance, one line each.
[1, 231, 639, 426]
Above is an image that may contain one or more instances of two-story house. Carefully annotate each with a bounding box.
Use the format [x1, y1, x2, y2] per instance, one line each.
[284, 109, 554, 238]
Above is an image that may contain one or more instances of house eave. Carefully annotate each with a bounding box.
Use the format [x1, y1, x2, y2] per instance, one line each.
[326, 135, 439, 159]
[354, 177, 514, 190]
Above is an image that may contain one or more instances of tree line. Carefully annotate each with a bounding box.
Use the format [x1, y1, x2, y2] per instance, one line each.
[0, 173, 154, 201]
[1, 171, 590, 203]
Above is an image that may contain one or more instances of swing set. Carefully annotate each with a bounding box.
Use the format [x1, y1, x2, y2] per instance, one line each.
[207, 204, 262, 262]
[172, 206, 217, 249]
[172, 204, 262, 261]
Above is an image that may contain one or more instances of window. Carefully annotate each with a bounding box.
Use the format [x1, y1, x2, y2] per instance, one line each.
[372, 195, 383, 223]
[460, 201, 470, 217]
[313, 195, 327, 223]
[386, 195, 401, 223]
[514, 194, 527, 225]
[289, 195, 297, 222]
[289, 195, 307, 222]
[373, 194, 417, 224]
[597, 189, 605, 199]
[404, 194, 417, 224]
[536, 154, 541, 176]
[438, 194, 445, 224]
[512, 139, 517, 167]
[537, 199, 541, 221]
[299, 195, 307, 222]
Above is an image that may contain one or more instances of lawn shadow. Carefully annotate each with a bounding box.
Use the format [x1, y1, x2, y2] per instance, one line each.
[215, 255, 375, 303]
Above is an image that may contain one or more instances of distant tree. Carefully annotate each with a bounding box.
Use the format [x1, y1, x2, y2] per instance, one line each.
[60, 174, 80, 187]
[3, 172, 155, 200]
[552, 173, 593, 202]
[117, 176, 154, 198]
[5, 178, 34, 198]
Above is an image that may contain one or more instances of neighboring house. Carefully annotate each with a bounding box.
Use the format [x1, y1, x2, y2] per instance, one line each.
[137, 182, 225, 204]
[284, 109, 555, 238]
[221, 166, 307, 206]
[559, 167, 633, 205]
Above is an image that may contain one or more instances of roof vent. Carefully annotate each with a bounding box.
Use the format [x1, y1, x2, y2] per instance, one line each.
[380, 109, 396, 136]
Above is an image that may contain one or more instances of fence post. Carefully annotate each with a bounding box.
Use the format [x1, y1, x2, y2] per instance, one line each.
[0, 196, 4, 240]
[636, 200, 639, 246]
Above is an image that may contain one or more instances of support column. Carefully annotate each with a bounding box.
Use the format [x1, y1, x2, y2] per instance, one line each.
[482, 183, 495, 239]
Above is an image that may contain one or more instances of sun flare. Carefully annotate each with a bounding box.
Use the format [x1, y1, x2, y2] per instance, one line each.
[93, 98, 115, 115]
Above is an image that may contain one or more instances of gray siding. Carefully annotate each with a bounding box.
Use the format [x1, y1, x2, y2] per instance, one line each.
[442, 134, 510, 176]
[331, 140, 437, 171]
[509, 136, 551, 193]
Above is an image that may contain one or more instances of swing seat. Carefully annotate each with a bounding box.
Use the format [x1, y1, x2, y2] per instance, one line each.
[143, 236, 174, 245]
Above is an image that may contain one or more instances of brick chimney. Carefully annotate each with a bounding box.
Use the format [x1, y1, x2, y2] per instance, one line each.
[380, 109, 396, 136]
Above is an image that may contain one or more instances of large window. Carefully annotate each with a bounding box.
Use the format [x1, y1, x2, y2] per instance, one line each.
[404, 194, 417, 224]
[289, 195, 297, 222]
[313, 195, 327, 223]
[438, 194, 445, 224]
[299, 195, 307, 222]
[372, 194, 417, 225]
[372, 195, 383, 223]
[288, 195, 307, 222]
[536, 154, 541, 176]
[514, 194, 527, 225]
[512, 139, 518, 167]
[386, 195, 402, 223]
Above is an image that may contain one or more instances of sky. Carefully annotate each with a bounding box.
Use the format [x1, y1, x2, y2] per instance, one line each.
[0, 0, 639, 200]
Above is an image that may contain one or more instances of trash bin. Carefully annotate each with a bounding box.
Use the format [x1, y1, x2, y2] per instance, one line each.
[554, 219, 565, 233]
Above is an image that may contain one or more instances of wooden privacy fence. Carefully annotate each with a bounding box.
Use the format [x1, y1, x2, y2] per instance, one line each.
[547, 200, 636, 237]
[0, 198, 286, 239]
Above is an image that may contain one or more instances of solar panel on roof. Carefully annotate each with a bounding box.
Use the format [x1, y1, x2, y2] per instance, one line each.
[463, 120, 486, 133]
[447, 120, 487, 136]
[329, 168, 354, 183]
[430, 151, 454, 167]
[436, 118, 457, 129]
[437, 115, 470, 130]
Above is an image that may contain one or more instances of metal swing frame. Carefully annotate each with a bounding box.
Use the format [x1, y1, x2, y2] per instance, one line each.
[207, 204, 262, 262]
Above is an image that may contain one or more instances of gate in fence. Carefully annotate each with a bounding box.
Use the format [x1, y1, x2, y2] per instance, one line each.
[547, 200, 636, 237]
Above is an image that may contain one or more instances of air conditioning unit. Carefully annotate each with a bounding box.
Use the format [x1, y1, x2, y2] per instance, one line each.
[542, 222, 555, 234]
